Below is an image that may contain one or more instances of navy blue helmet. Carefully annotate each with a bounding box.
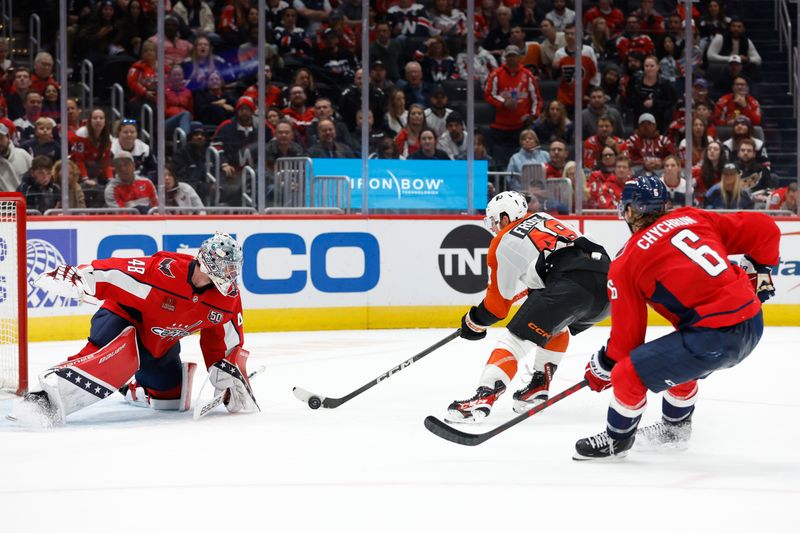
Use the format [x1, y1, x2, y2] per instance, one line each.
[618, 175, 669, 219]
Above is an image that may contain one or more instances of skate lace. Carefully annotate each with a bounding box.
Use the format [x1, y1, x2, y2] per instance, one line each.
[455, 387, 493, 404]
[520, 361, 537, 384]
[587, 431, 611, 449]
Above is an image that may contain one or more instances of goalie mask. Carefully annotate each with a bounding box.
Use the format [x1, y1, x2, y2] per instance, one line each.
[197, 232, 243, 296]
[484, 191, 528, 234]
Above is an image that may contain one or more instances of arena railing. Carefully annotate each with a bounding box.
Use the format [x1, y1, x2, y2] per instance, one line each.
[146, 206, 257, 215]
[172, 126, 186, 154]
[28, 13, 40, 66]
[273, 157, 312, 208]
[110, 83, 125, 124]
[0, 0, 11, 40]
[778, 0, 794, 93]
[313, 175, 351, 213]
[43, 208, 141, 216]
[140, 104, 154, 147]
[205, 146, 222, 206]
[241, 165, 256, 208]
[488, 171, 521, 193]
[80, 59, 94, 112]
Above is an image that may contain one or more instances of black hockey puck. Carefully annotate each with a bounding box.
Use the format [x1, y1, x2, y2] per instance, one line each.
[308, 396, 322, 409]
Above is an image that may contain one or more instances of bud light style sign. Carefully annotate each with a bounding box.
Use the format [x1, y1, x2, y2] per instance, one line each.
[311, 159, 488, 210]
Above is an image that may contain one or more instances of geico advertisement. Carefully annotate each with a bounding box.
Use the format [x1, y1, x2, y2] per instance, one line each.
[25, 218, 496, 317]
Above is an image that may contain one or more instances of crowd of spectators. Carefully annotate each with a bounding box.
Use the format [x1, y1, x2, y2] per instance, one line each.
[0, 0, 795, 214]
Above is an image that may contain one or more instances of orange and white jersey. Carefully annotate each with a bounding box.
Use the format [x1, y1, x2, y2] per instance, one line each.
[484, 212, 591, 320]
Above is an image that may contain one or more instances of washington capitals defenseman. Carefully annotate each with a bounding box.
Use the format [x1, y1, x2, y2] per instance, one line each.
[13, 232, 259, 425]
[448, 191, 611, 422]
[576, 176, 779, 460]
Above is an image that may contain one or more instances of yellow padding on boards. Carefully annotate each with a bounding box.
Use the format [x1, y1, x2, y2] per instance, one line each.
[27, 304, 800, 342]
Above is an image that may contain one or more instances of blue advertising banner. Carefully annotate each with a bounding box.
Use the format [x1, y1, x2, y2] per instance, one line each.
[311, 159, 488, 210]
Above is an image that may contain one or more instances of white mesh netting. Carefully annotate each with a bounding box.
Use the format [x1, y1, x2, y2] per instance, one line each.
[0, 199, 21, 393]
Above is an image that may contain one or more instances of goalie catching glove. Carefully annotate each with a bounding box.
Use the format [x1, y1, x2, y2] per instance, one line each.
[34, 264, 99, 304]
[208, 347, 259, 413]
[739, 255, 776, 303]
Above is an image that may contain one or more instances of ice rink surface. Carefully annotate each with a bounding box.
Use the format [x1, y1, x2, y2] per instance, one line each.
[1, 326, 799, 532]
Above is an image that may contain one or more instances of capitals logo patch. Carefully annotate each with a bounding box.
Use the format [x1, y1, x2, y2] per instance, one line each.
[158, 258, 176, 278]
[161, 297, 176, 312]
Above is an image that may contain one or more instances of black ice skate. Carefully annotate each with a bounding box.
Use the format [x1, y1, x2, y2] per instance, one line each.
[636, 418, 692, 449]
[512, 363, 556, 413]
[446, 381, 506, 423]
[573, 430, 635, 461]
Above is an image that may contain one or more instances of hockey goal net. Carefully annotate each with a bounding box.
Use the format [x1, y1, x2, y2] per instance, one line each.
[0, 193, 27, 395]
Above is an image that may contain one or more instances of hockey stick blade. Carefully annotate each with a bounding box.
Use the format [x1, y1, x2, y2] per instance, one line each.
[194, 365, 266, 420]
[293, 329, 461, 409]
[424, 380, 588, 446]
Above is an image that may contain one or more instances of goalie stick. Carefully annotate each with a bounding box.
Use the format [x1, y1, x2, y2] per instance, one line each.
[194, 365, 266, 420]
[424, 379, 588, 446]
[293, 289, 531, 410]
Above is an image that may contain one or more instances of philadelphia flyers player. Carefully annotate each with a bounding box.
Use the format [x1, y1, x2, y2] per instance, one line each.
[13, 232, 258, 425]
[575, 176, 779, 460]
[448, 191, 611, 422]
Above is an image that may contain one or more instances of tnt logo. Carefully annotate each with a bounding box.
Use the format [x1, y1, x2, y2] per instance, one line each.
[438, 225, 493, 294]
[27, 229, 79, 308]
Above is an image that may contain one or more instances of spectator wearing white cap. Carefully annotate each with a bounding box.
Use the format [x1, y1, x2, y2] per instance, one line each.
[626, 113, 676, 174]
[105, 150, 158, 214]
[0, 121, 31, 191]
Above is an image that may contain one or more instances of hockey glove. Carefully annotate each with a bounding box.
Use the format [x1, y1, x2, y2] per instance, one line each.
[740, 255, 776, 303]
[585, 346, 615, 392]
[34, 264, 98, 304]
[208, 348, 259, 414]
[460, 306, 488, 341]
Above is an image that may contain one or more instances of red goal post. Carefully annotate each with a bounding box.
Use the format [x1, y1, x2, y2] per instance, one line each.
[0, 193, 27, 395]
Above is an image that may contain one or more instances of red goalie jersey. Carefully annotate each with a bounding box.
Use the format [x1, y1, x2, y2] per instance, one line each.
[605, 207, 780, 363]
[87, 251, 244, 368]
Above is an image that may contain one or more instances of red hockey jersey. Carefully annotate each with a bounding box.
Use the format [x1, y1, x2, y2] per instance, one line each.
[605, 208, 780, 363]
[87, 252, 244, 368]
[484, 64, 542, 131]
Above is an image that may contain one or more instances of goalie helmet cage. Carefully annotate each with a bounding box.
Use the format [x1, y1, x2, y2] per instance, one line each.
[0, 193, 27, 395]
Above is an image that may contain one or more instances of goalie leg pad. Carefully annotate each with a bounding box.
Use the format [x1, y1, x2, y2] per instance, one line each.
[39, 326, 140, 424]
[122, 362, 197, 411]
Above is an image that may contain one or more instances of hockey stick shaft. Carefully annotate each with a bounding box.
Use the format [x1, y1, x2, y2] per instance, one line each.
[293, 289, 531, 409]
[294, 329, 461, 409]
[424, 379, 588, 446]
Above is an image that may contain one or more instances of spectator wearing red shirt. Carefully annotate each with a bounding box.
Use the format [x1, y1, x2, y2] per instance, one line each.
[583, 0, 624, 38]
[104, 150, 158, 214]
[544, 140, 569, 178]
[244, 64, 286, 112]
[30, 52, 59, 97]
[614, 15, 655, 64]
[127, 41, 160, 117]
[633, 0, 665, 36]
[767, 183, 798, 212]
[165, 65, 193, 137]
[71, 107, 114, 207]
[395, 104, 426, 159]
[146, 15, 193, 65]
[282, 84, 317, 142]
[626, 113, 676, 174]
[712, 77, 762, 126]
[485, 45, 542, 151]
[584, 146, 622, 210]
[584, 115, 628, 170]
